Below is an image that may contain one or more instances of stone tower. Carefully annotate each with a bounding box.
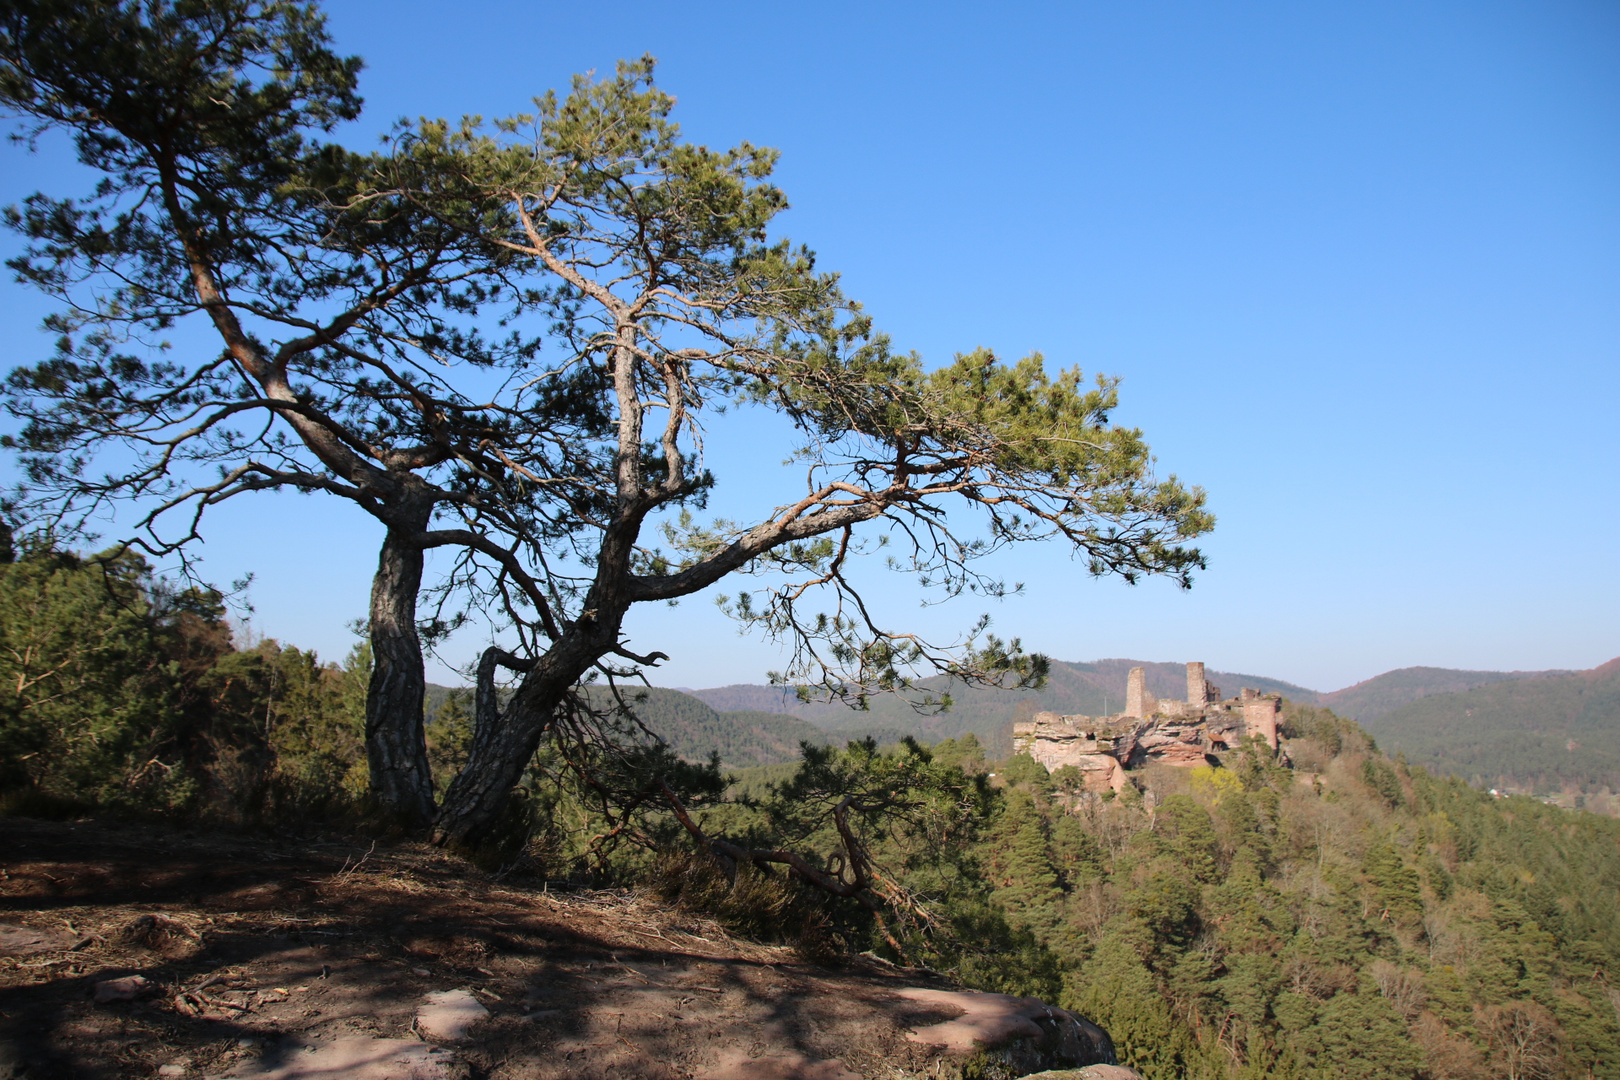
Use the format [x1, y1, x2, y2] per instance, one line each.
[1243, 697, 1281, 750]
[1125, 666, 1148, 719]
[1186, 661, 1206, 705]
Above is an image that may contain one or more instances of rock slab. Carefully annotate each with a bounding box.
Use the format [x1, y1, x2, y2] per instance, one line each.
[704, 1048, 861, 1080]
[214, 1037, 459, 1080]
[897, 987, 1116, 1075]
[93, 975, 158, 1002]
[0, 923, 74, 956]
[414, 989, 489, 1041]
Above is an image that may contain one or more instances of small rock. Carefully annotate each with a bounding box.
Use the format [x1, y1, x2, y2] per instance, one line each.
[1023, 1068, 1147, 1080]
[205, 1037, 459, 1080]
[896, 987, 1116, 1075]
[93, 975, 157, 1003]
[414, 989, 488, 1041]
[158, 1064, 186, 1077]
[409, 968, 430, 977]
[705, 1049, 859, 1080]
[0, 923, 74, 957]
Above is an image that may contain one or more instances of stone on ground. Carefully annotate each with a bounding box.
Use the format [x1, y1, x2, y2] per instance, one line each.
[704, 1048, 861, 1079]
[897, 987, 1116, 1075]
[212, 1037, 460, 1080]
[415, 988, 489, 1041]
[92, 974, 157, 1002]
[0, 923, 74, 956]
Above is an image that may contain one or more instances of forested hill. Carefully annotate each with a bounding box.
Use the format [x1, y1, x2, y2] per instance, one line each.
[1358, 658, 1620, 798]
[1320, 665, 1568, 723]
[682, 658, 1583, 757]
[930, 706, 1620, 1078]
[685, 660, 1317, 756]
[426, 684, 843, 767]
[566, 686, 911, 767]
[427, 655, 1611, 786]
[579, 687, 832, 766]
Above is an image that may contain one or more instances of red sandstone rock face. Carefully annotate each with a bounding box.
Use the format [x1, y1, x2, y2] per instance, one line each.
[1015, 662, 1284, 775]
[896, 988, 1117, 1075]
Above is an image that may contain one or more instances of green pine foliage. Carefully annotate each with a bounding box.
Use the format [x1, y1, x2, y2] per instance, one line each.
[715, 705, 1620, 1080]
[0, 543, 369, 821]
[0, 545, 180, 810]
[939, 722, 1620, 1079]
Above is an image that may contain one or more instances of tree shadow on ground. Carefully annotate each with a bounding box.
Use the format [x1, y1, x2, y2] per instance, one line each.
[0, 818, 963, 1080]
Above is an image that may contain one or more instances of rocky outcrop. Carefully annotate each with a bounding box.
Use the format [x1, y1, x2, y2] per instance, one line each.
[1015, 661, 1284, 787]
[214, 1037, 463, 1080]
[3, 817, 1132, 1080]
[897, 988, 1117, 1077]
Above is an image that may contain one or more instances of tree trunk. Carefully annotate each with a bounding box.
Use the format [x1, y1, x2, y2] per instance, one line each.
[430, 628, 607, 849]
[433, 524, 644, 850]
[429, 677, 558, 849]
[364, 523, 435, 827]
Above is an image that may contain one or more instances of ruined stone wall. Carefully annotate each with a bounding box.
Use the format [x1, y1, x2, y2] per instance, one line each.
[1013, 713, 1130, 793]
[1242, 698, 1281, 750]
[1015, 660, 1286, 777]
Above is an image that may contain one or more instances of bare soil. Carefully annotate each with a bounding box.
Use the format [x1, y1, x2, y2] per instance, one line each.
[0, 817, 978, 1079]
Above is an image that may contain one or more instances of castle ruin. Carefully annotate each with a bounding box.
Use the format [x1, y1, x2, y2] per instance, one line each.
[1012, 662, 1282, 793]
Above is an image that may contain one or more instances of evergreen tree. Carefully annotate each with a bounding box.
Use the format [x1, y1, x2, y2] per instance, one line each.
[0, 545, 180, 807]
[987, 788, 1065, 938]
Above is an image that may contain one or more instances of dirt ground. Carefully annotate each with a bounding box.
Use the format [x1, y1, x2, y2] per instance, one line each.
[0, 817, 993, 1080]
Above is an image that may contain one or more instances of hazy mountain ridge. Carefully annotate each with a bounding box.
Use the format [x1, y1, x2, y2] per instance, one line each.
[426, 657, 1613, 782]
[1319, 664, 1568, 721]
[678, 658, 1600, 764]
[682, 660, 1321, 756]
[1357, 657, 1620, 796]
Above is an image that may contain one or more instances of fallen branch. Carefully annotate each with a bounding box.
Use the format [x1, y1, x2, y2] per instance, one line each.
[657, 779, 908, 957]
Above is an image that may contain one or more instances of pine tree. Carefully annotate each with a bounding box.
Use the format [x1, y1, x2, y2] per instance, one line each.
[988, 789, 1065, 938]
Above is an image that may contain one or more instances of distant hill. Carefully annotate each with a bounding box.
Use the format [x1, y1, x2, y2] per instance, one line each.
[426, 682, 910, 766]
[1319, 665, 1565, 722]
[575, 686, 829, 766]
[432, 656, 1615, 788]
[683, 658, 1607, 764]
[1356, 658, 1620, 795]
[684, 659, 1319, 756]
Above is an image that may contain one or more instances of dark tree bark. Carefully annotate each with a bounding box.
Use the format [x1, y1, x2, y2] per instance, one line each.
[364, 519, 435, 826]
[430, 623, 610, 848]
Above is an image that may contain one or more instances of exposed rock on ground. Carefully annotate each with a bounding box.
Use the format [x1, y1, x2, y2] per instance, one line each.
[213, 1036, 462, 1080]
[413, 989, 488, 1042]
[0, 818, 1116, 1080]
[897, 988, 1115, 1075]
[0, 925, 77, 957]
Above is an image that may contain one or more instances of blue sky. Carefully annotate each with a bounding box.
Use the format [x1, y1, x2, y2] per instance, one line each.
[2, 0, 1616, 692]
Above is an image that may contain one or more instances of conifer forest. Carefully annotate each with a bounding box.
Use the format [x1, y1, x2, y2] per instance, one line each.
[2, 544, 1618, 1079]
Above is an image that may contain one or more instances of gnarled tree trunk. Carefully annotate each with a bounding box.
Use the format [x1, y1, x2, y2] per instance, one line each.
[364, 521, 435, 827]
[430, 622, 614, 849]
